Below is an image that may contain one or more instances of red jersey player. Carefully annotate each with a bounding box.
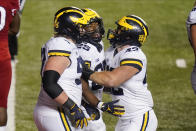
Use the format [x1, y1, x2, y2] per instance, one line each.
[0, 0, 20, 130]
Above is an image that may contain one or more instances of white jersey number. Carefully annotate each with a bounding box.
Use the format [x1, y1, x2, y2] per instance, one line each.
[0, 6, 6, 31]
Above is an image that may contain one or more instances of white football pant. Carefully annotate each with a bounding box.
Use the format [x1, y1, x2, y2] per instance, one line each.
[34, 103, 76, 131]
[115, 109, 158, 131]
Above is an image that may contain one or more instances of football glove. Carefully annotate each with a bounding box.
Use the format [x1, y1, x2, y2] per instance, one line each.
[82, 100, 100, 120]
[82, 63, 95, 81]
[63, 98, 88, 129]
[97, 100, 125, 117]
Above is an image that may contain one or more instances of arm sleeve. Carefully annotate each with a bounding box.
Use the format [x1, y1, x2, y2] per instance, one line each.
[10, 0, 19, 16]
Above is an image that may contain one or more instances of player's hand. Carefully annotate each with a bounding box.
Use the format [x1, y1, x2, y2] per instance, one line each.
[97, 100, 125, 117]
[63, 98, 88, 128]
[82, 100, 100, 120]
[82, 63, 95, 81]
[69, 104, 88, 128]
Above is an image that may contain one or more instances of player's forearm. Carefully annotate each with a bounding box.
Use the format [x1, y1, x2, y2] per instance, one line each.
[82, 79, 99, 107]
[82, 90, 99, 107]
[90, 71, 118, 87]
[54, 92, 68, 105]
[9, 12, 20, 35]
[42, 70, 69, 106]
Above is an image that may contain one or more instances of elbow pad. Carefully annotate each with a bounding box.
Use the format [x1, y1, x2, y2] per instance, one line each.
[42, 70, 63, 99]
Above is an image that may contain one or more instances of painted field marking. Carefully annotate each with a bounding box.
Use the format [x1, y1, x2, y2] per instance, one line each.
[6, 60, 16, 131]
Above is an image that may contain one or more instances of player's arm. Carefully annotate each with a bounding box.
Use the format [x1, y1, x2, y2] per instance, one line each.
[9, 12, 20, 35]
[43, 56, 70, 104]
[82, 64, 139, 87]
[191, 24, 196, 58]
[81, 79, 99, 106]
[43, 56, 88, 128]
[81, 78, 125, 117]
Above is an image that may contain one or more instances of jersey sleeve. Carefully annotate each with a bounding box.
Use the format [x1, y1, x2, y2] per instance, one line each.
[187, 7, 196, 25]
[120, 47, 143, 72]
[47, 38, 72, 57]
[9, 0, 19, 16]
[10, 0, 19, 10]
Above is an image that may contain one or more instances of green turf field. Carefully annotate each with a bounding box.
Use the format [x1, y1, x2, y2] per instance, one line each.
[16, 0, 196, 130]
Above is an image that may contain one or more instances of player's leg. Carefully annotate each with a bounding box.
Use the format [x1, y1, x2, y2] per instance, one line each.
[145, 110, 158, 131]
[133, 110, 157, 131]
[115, 110, 158, 131]
[191, 61, 196, 94]
[0, 108, 7, 130]
[0, 59, 12, 129]
[34, 104, 76, 131]
[115, 118, 133, 131]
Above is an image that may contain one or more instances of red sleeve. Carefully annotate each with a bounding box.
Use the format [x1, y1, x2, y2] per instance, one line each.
[9, 0, 19, 16]
[10, 0, 19, 10]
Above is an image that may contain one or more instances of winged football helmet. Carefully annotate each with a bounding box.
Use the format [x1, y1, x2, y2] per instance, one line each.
[107, 15, 149, 47]
[81, 8, 105, 45]
[54, 7, 88, 43]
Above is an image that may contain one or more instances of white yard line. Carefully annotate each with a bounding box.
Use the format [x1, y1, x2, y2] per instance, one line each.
[6, 60, 16, 131]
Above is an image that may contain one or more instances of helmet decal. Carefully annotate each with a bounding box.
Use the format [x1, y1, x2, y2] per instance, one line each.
[118, 16, 148, 37]
[82, 8, 101, 22]
[81, 8, 105, 45]
[54, 7, 88, 44]
[108, 15, 149, 47]
[54, 10, 88, 29]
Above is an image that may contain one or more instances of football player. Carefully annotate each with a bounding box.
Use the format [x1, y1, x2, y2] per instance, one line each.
[78, 8, 125, 131]
[186, 1, 196, 94]
[33, 7, 89, 131]
[82, 15, 158, 131]
[33, 7, 124, 131]
[77, 8, 106, 131]
[0, 0, 20, 130]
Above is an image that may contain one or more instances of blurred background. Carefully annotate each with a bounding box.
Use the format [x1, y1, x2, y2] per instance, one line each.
[15, 0, 196, 130]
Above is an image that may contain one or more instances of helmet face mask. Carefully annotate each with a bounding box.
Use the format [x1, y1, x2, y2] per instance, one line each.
[81, 8, 105, 44]
[83, 22, 102, 43]
[54, 7, 88, 44]
[107, 15, 149, 47]
[107, 29, 118, 47]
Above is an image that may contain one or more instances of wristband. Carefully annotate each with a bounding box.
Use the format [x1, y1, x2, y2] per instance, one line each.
[97, 101, 104, 109]
[63, 98, 75, 109]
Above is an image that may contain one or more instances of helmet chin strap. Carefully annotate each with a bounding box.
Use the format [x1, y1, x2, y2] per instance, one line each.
[88, 39, 103, 52]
